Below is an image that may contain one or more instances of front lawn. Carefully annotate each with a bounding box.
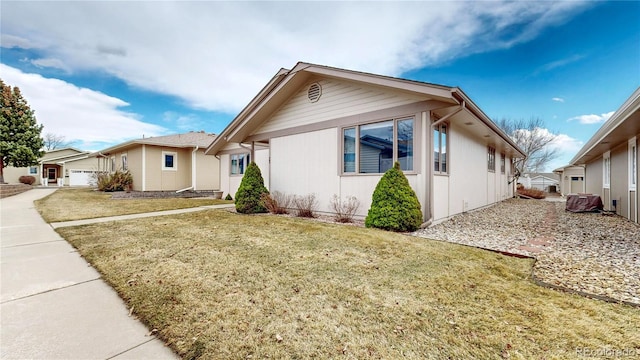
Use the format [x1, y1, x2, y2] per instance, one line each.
[57, 210, 639, 359]
[35, 188, 232, 222]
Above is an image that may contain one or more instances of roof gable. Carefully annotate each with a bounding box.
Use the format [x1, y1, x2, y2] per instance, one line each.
[98, 131, 216, 155]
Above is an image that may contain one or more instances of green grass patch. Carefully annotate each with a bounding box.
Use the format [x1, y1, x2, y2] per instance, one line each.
[35, 188, 232, 222]
[57, 210, 639, 359]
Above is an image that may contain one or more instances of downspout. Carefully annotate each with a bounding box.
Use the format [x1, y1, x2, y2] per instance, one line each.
[192, 146, 199, 191]
[424, 102, 465, 228]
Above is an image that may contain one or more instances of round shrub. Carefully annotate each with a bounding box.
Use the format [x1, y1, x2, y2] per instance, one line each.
[365, 162, 423, 232]
[18, 175, 36, 185]
[235, 162, 269, 214]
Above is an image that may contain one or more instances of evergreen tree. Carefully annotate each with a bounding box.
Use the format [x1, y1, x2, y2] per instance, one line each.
[0, 79, 44, 183]
[235, 162, 269, 213]
[365, 162, 423, 232]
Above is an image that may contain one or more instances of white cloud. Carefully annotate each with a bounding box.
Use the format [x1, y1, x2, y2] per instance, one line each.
[30, 58, 71, 73]
[0, 64, 166, 148]
[0, 1, 592, 113]
[568, 111, 615, 124]
[552, 97, 565, 103]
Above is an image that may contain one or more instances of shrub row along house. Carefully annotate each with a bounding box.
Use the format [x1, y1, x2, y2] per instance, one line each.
[569, 87, 640, 224]
[205, 62, 524, 224]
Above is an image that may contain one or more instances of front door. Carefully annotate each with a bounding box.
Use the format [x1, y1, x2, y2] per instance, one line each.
[47, 168, 57, 182]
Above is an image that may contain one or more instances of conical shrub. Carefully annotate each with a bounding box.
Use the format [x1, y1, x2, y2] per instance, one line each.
[365, 162, 423, 232]
[235, 162, 269, 214]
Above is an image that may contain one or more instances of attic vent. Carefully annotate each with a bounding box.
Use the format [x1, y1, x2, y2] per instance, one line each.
[307, 83, 322, 103]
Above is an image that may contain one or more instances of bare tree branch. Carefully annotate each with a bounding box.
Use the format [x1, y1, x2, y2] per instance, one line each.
[497, 117, 559, 174]
[43, 133, 70, 151]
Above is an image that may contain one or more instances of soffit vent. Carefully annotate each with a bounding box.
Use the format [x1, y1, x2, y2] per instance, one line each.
[307, 83, 322, 103]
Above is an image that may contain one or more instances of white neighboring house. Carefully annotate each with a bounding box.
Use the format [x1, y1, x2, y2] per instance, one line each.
[2, 147, 99, 186]
[570, 87, 639, 223]
[205, 62, 525, 224]
[553, 165, 585, 196]
[523, 173, 560, 193]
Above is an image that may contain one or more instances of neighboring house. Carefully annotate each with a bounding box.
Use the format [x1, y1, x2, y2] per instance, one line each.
[2, 147, 99, 186]
[570, 87, 639, 223]
[205, 62, 525, 224]
[523, 172, 560, 193]
[552, 165, 585, 196]
[96, 131, 220, 192]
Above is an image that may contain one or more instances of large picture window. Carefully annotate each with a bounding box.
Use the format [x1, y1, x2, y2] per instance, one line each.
[342, 117, 414, 174]
[433, 123, 447, 174]
[231, 153, 251, 175]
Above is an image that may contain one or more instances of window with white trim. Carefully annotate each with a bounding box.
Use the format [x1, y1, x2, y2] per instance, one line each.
[342, 117, 415, 174]
[162, 151, 177, 171]
[488, 147, 496, 172]
[500, 153, 506, 174]
[121, 154, 128, 171]
[230, 153, 251, 175]
[111, 156, 116, 172]
[603, 151, 611, 188]
[29, 166, 38, 175]
[433, 123, 447, 174]
[630, 138, 637, 190]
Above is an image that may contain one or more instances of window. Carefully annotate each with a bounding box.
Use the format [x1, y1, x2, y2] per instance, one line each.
[230, 153, 251, 175]
[433, 123, 447, 174]
[110, 157, 116, 172]
[500, 153, 506, 174]
[29, 166, 38, 175]
[162, 151, 177, 171]
[488, 147, 496, 172]
[342, 117, 415, 174]
[603, 152, 611, 188]
[630, 138, 637, 190]
[121, 154, 128, 171]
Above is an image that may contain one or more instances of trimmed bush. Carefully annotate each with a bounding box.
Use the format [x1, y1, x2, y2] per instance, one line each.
[235, 162, 269, 214]
[224, 193, 233, 201]
[18, 175, 36, 185]
[365, 162, 423, 232]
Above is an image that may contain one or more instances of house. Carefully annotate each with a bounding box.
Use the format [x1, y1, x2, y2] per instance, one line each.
[522, 172, 560, 193]
[97, 131, 220, 192]
[205, 62, 525, 224]
[570, 87, 639, 223]
[2, 147, 99, 186]
[552, 165, 585, 196]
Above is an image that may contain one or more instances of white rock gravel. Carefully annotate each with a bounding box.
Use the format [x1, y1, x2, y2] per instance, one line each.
[413, 198, 640, 305]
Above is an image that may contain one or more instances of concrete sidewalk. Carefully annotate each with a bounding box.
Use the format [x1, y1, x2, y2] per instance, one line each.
[1, 189, 179, 359]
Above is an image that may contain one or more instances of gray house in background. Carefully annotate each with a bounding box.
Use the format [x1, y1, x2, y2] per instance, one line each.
[570, 87, 639, 223]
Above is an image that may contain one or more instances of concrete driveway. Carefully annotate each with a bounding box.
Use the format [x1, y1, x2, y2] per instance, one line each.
[1, 189, 178, 359]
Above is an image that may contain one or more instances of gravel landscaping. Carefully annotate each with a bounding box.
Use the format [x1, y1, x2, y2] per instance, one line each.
[413, 198, 640, 306]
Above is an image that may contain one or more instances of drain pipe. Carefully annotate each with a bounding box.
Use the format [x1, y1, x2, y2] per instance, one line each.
[423, 102, 464, 228]
[191, 146, 199, 191]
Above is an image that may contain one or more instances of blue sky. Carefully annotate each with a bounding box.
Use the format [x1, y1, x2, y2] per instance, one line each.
[1, 1, 638, 171]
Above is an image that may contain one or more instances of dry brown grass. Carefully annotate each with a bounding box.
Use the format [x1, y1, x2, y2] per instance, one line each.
[56, 210, 639, 359]
[35, 188, 232, 222]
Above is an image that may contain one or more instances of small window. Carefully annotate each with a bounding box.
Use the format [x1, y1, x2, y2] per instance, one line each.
[488, 147, 496, 172]
[343, 128, 356, 173]
[230, 153, 251, 175]
[111, 157, 116, 172]
[29, 166, 38, 174]
[434, 123, 448, 174]
[500, 153, 506, 174]
[121, 154, 128, 171]
[162, 151, 177, 171]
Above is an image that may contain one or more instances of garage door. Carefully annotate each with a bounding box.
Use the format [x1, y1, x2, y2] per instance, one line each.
[69, 170, 99, 186]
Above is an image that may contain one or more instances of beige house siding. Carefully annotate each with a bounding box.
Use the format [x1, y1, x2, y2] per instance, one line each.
[194, 149, 220, 191]
[253, 78, 426, 135]
[609, 143, 628, 216]
[139, 146, 192, 191]
[127, 147, 143, 191]
[584, 160, 602, 196]
[556, 166, 585, 195]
